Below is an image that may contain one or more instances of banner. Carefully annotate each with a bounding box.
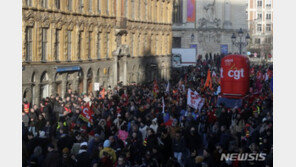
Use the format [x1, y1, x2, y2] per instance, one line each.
[187, 0, 196, 22]
[94, 83, 100, 91]
[220, 44, 228, 55]
[187, 88, 204, 111]
[79, 104, 93, 125]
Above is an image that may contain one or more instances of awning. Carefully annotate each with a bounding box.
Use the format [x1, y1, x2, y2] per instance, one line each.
[56, 66, 81, 73]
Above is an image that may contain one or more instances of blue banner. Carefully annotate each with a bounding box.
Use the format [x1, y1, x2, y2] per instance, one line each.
[217, 97, 243, 108]
[56, 66, 81, 72]
[221, 44, 228, 55]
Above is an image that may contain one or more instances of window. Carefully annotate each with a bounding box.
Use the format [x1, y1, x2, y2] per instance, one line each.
[266, 13, 271, 20]
[79, 0, 83, 12]
[88, 32, 92, 59]
[257, 13, 262, 19]
[55, 30, 60, 61]
[41, 28, 48, 62]
[172, 37, 181, 48]
[257, 24, 262, 32]
[266, 24, 271, 31]
[55, 0, 60, 9]
[41, 0, 48, 8]
[67, 31, 72, 61]
[89, 0, 92, 12]
[266, 0, 271, 7]
[173, 0, 182, 23]
[255, 38, 261, 44]
[26, 0, 32, 7]
[25, 27, 33, 62]
[106, 33, 109, 58]
[78, 31, 82, 60]
[257, 0, 262, 7]
[68, 0, 72, 11]
[97, 0, 100, 13]
[97, 32, 100, 59]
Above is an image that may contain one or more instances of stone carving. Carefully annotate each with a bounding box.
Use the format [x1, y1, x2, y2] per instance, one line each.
[198, 0, 221, 29]
[198, 31, 221, 53]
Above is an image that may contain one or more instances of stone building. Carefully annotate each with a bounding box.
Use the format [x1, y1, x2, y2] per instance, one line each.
[172, 0, 248, 57]
[22, 0, 173, 105]
[247, 0, 273, 58]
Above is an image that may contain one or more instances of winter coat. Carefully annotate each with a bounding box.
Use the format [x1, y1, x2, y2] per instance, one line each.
[43, 151, 61, 167]
[99, 147, 117, 163]
[172, 137, 186, 153]
[76, 150, 91, 167]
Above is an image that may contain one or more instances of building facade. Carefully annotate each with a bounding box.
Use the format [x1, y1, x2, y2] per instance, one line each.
[22, 0, 173, 105]
[172, 0, 248, 57]
[247, 0, 273, 58]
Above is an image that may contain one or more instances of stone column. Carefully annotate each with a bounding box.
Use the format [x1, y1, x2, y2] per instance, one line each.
[113, 55, 118, 86]
[50, 81, 56, 96]
[223, 0, 232, 29]
[72, 74, 79, 93]
[61, 79, 67, 99]
[34, 82, 41, 105]
[83, 76, 88, 94]
[123, 55, 127, 85]
[183, 0, 187, 24]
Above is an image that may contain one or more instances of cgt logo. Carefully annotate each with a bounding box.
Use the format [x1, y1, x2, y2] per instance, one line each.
[228, 69, 244, 80]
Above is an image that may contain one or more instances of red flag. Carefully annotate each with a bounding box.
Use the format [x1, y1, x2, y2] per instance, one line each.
[98, 88, 106, 100]
[79, 104, 93, 125]
[153, 80, 159, 97]
[204, 69, 213, 90]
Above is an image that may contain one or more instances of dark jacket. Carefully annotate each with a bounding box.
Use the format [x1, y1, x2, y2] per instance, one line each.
[43, 151, 61, 167]
[172, 137, 186, 153]
[76, 151, 91, 167]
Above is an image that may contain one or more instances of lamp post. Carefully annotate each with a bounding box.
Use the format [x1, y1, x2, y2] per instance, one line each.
[231, 28, 250, 54]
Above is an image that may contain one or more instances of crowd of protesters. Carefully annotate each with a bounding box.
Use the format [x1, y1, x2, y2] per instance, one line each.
[22, 55, 273, 167]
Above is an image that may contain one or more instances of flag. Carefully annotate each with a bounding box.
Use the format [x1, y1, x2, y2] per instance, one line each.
[79, 103, 94, 125]
[204, 69, 213, 90]
[98, 88, 105, 100]
[153, 80, 159, 97]
[166, 81, 170, 93]
[187, 88, 205, 111]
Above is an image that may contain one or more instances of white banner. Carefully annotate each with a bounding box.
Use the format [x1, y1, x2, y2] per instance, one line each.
[94, 83, 100, 91]
[187, 88, 205, 111]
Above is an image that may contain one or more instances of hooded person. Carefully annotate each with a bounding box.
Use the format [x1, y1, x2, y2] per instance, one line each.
[75, 142, 91, 167]
[150, 118, 159, 134]
[99, 139, 117, 163]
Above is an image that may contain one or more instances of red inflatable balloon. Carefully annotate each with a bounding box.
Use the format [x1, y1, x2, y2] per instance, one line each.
[220, 54, 250, 98]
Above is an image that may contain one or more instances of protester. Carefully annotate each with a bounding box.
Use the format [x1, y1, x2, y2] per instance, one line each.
[22, 56, 273, 167]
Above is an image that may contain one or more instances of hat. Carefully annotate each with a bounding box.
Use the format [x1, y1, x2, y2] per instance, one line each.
[103, 140, 111, 148]
[94, 133, 100, 138]
[80, 142, 88, 148]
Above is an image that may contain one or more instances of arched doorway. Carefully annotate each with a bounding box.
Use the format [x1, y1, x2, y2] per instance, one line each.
[40, 72, 50, 99]
[87, 68, 93, 94]
[23, 88, 32, 104]
[55, 73, 62, 96]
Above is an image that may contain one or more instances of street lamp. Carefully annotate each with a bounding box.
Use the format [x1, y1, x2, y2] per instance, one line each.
[231, 28, 250, 54]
